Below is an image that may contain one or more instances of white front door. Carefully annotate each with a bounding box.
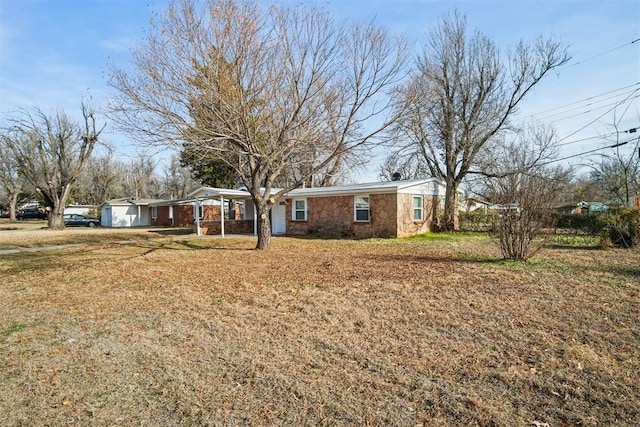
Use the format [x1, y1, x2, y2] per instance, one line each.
[272, 201, 287, 234]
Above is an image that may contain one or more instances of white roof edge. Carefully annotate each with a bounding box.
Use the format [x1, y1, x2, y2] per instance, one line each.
[188, 187, 253, 198]
[185, 178, 447, 200]
[287, 178, 444, 197]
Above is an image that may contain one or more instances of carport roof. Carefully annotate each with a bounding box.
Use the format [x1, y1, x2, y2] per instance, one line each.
[188, 187, 253, 199]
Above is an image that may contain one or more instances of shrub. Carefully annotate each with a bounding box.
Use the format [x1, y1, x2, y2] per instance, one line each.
[599, 208, 640, 248]
[460, 210, 496, 232]
[554, 213, 600, 235]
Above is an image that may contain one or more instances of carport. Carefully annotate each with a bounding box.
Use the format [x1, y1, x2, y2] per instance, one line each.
[190, 187, 257, 237]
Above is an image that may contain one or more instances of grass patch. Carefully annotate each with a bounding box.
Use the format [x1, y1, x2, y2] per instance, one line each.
[402, 231, 487, 242]
[549, 233, 600, 248]
[0, 230, 638, 426]
[2, 322, 25, 337]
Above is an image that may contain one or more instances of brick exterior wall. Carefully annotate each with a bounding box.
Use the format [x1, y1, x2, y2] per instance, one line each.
[151, 206, 173, 227]
[151, 205, 225, 228]
[396, 193, 435, 237]
[201, 220, 254, 235]
[286, 193, 398, 238]
[285, 192, 443, 238]
[173, 205, 196, 227]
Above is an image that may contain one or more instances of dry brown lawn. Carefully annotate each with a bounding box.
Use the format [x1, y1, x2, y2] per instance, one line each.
[0, 224, 638, 426]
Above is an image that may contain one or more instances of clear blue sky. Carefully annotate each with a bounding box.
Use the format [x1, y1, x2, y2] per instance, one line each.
[1, 0, 638, 181]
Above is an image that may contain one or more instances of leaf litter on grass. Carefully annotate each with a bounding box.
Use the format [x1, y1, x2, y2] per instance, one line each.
[0, 233, 638, 426]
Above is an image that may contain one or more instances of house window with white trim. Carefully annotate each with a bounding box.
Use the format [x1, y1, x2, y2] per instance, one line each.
[293, 199, 307, 221]
[413, 196, 423, 221]
[354, 196, 370, 222]
[151, 206, 158, 220]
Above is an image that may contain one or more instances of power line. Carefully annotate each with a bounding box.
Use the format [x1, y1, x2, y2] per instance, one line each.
[564, 37, 640, 68]
[556, 87, 640, 144]
[556, 131, 617, 147]
[546, 93, 640, 124]
[527, 82, 640, 119]
[542, 136, 640, 166]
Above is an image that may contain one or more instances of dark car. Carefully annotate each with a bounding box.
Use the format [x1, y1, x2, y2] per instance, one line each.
[63, 214, 100, 227]
[17, 209, 48, 220]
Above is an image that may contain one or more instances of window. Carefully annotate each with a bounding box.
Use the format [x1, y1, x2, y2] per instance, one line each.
[224, 201, 235, 220]
[151, 206, 158, 220]
[354, 196, 370, 222]
[413, 196, 423, 221]
[293, 199, 307, 221]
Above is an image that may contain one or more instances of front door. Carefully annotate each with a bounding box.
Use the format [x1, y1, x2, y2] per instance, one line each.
[272, 201, 287, 234]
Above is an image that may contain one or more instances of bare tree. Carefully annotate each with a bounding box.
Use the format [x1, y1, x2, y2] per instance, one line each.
[483, 127, 570, 260]
[379, 151, 432, 182]
[2, 103, 104, 229]
[108, 0, 408, 249]
[0, 138, 27, 221]
[588, 122, 640, 207]
[123, 154, 161, 199]
[163, 154, 201, 200]
[75, 147, 124, 206]
[388, 12, 569, 231]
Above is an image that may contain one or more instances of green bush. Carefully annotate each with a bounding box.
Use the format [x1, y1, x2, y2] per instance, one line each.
[554, 213, 600, 234]
[460, 210, 496, 232]
[599, 208, 640, 248]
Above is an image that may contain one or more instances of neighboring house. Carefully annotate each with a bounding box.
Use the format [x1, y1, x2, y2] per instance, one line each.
[190, 178, 448, 238]
[489, 203, 521, 213]
[100, 198, 166, 227]
[460, 197, 490, 213]
[555, 201, 610, 215]
[64, 205, 95, 216]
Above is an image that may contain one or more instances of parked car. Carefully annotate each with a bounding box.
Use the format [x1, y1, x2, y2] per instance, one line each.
[63, 214, 100, 227]
[17, 209, 48, 220]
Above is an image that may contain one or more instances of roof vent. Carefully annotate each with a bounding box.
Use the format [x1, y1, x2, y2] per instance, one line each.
[391, 172, 402, 181]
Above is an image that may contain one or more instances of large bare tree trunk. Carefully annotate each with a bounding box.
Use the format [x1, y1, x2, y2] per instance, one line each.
[442, 181, 459, 232]
[255, 202, 272, 250]
[3, 102, 103, 231]
[386, 12, 569, 232]
[8, 192, 19, 222]
[108, 0, 409, 249]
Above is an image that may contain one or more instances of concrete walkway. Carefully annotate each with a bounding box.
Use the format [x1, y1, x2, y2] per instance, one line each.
[0, 244, 81, 255]
[0, 234, 258, 256]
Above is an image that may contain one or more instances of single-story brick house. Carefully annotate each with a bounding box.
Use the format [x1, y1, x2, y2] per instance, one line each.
[101, 197, 226, 228]
[101, 178, 449, 238]
[281, 178, 447, 238]
[190, 178, 447, 238]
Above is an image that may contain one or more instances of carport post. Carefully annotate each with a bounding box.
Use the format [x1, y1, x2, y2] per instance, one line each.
[220, 195, 225, 238]
[195, 199, 201, 236]
[253, 203, 257, 235]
